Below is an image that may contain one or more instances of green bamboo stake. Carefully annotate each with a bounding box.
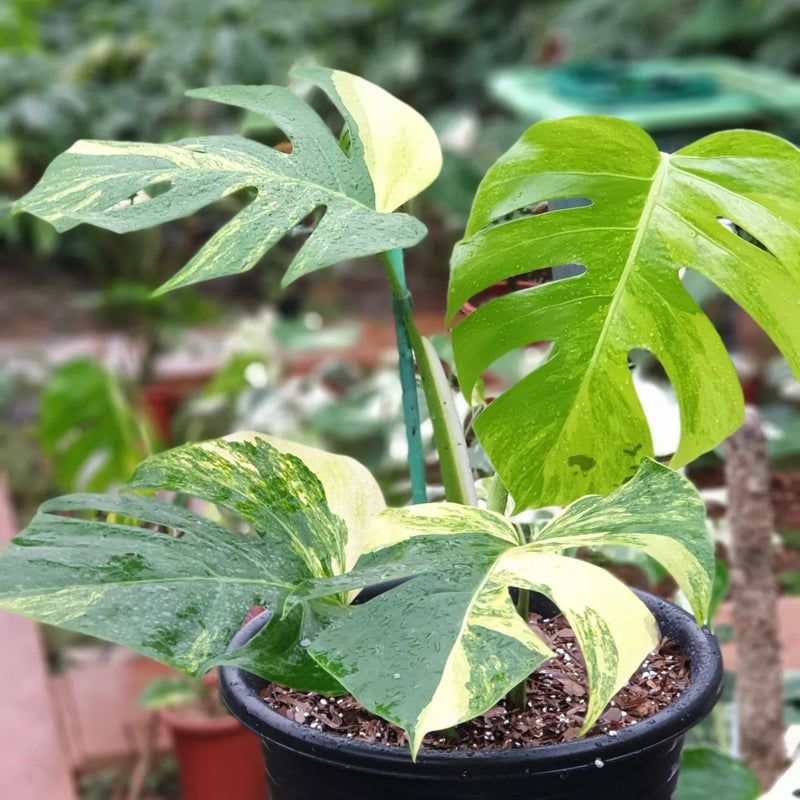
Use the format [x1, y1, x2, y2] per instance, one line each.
[381, 250, 477, 507]
[383, 248, 427, 504]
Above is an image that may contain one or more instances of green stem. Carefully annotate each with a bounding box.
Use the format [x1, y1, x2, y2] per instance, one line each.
[486, 473, 528, 710]
[439, 726, 460, 745]
[380, 251, 476, 506]
[486, 472, 509, 516]
[382, 249, 427, 504]
[509, 587, 531, 711]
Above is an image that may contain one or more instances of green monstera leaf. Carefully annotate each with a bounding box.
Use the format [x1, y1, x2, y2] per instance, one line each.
[12, 68, 441, 294]
[0, 434, 384, 690]
[289, 459, 713, 757]
[449, 116, 800, 509]
[0, 491, 282, 674]
[677, 748, 761, 800]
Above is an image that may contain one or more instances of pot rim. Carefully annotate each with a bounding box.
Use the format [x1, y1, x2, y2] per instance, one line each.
[219, 590, 722, 773]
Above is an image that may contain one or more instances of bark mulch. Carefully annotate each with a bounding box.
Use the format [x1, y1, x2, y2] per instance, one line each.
[261, 611, 690, 752]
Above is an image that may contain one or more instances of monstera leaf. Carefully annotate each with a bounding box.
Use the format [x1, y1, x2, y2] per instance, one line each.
[288, 459, 713, 757]
[0, 490, 282, 674]
[449, 116, 800, 509]
[12, 68, 441, 293]
[0, 434, 384, 689]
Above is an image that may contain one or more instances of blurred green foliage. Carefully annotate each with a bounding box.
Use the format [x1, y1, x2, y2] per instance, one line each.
[39, 358, 160, 492]
[550, 0, 800, 69]
[3, 0, 799, 299]
[676, 747, 761, 800]
[3, 0, 800, 517]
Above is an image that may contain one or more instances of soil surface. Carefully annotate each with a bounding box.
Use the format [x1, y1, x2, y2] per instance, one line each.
[261, 612, 690, 752]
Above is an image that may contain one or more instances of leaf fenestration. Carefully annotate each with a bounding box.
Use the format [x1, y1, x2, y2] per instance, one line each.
[536, 458, 714, 623]
[126, 435, 353, 582]
[13, 69, 441, 294]
[449, 117, 800, 509]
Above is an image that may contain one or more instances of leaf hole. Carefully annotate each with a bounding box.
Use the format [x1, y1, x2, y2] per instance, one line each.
[481, 342, 555, 396]
[49, 505, 188, 536]
[716, 216, 772, 255]
[509, 588, 561, 618]
[629, 349, 680, 459]
[679, 267, 726, 313]
[241, 119, 294, 153]
[459, 264, 587, 318]
[484, 196, 592, 230]
[289, 204, 327, 241]
[297, 80, 351, 157]
[106, 180, 175, 212]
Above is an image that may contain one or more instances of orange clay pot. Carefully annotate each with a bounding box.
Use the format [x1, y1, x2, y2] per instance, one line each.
[161, 707, 269, 800]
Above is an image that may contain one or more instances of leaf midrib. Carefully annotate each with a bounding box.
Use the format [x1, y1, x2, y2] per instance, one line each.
[1, 573, 293, 596]
[534, 152, 670, 456]
[584, 152, 670, 376]
[65, 145, 367, 215]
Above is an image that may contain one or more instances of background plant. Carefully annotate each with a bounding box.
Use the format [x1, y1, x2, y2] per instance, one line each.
[1, 68, 798, 763]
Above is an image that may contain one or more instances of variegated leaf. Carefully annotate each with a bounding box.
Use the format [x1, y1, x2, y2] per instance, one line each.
[356, 501, 519, 554]
[0, 493, 287, 674]
[223, 432, 386, 571]
[125, 435, 352, 582]
[449, 117, 800, 510]
[490, 551, 658, 734]
[207, 599, 346, 694]
[302, 68, 443, 214]
[293, 534, 550, 758]
[288, 468, 700, 757]
[535, 458, 714, 623]
[295, 526, 657, 757]
[13, 68, 442, 294]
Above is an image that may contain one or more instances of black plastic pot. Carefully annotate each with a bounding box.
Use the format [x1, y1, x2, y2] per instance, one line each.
[220, 591, 722, 800]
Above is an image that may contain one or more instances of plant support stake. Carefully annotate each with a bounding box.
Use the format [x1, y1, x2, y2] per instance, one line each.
[381, 251, 476, 507]
[383, 248, 427, 504]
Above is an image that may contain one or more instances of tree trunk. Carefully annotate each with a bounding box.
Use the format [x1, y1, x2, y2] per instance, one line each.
[724, 406, 785, 790]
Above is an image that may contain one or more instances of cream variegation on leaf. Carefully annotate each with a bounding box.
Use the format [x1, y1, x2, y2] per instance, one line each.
[287, 458, 712, 757]
[0, 434, 713, 758]
[0, 435, 385, 690]
[12, 68, 442, 294]
[449, 118, 800, 510]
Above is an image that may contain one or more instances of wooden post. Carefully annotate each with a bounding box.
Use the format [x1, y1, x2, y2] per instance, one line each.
[724, 407, 786, 790]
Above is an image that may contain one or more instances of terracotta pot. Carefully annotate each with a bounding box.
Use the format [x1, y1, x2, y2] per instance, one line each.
[141, 377, 205, 443]
[161, 708, 269, 800]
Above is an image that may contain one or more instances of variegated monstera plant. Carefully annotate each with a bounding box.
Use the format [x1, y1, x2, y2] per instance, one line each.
[2, 68, 800, 758]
